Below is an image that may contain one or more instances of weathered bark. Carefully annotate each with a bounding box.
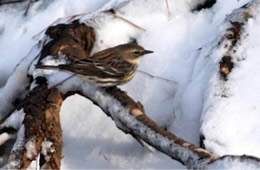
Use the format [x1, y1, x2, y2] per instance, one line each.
[39, 22, 95, 62]
[8, 85, 63, 169]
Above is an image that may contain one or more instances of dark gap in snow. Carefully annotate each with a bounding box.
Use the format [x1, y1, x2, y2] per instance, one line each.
[106, 8, 115, 14]
[12, 98, 22, 107]
[199, 134, 205, 149]
[39, 153, 45, 167]
[35, 76, 48, 85]
[0, 127, 17, 167]
[192, 0, 216, 12]
[0, 127, 17, 134]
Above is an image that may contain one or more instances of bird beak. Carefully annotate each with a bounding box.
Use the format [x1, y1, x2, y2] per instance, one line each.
[143, 50, 154, 55]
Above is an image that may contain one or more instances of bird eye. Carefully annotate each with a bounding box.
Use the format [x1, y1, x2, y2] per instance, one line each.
[133, 51, 142, 56]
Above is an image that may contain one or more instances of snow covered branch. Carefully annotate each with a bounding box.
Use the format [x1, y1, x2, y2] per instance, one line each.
[70, 86, 219, 168]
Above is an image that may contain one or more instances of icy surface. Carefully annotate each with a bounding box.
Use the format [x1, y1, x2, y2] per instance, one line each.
[1, 0, 260, 169]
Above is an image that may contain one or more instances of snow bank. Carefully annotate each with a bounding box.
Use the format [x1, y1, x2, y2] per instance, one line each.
[201, 0, 260, 157]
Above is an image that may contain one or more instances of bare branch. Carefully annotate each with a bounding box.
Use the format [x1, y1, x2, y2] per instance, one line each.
[65, 86, 218, 168]
[105, 10, 146, 32]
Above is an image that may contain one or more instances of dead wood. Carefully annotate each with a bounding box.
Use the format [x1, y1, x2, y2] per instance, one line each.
[39, 22, 95, 62]
[9, 85, 63, 169]
[8, 85, 63, 169]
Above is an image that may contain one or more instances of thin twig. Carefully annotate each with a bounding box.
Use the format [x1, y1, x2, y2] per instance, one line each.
[24, 0, 32, 16]
[166, 0, 171, 20]
[50, 74, 76, 89]
[106, 11, 146, 32]
[136, 70, 177, 84]
[33, 9, 146, 40]
[0, 0, 27, 6]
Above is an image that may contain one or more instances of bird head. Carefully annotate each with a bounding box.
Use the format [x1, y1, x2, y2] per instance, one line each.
[117, 43, 153, 64]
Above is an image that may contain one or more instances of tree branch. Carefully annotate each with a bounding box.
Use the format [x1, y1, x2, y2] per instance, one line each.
[9, 85, 63, 169]
[8, 85, 63, 169]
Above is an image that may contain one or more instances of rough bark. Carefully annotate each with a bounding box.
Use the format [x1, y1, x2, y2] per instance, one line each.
[39, 22, 95, 62]
[8, 85, 63, 169]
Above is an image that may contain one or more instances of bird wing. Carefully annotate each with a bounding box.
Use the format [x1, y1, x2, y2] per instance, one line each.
[74, 56, 133, 78]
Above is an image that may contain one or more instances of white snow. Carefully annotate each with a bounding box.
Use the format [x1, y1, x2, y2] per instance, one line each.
[0, 133, 12, 145]
[1, 0, 260, 169]
[25, 137, 37, 160]
[41, 139, 55, 163]
[1, 109, 25, 129]
[0, 44, 40, 122]
[8, 125, 25, 169]
[201, 0, 260, 157]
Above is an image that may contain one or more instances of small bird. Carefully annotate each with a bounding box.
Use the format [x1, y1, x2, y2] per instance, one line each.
[36, 43, 153, 87]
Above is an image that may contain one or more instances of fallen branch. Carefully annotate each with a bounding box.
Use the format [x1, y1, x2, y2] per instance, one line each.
[8, 85, 63, 169]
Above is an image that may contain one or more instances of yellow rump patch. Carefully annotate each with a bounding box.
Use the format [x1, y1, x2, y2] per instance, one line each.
[123, 72, 135, 81]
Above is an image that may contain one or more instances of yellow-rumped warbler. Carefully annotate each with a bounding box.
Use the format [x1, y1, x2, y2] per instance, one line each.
[36, 43, 153, 87]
